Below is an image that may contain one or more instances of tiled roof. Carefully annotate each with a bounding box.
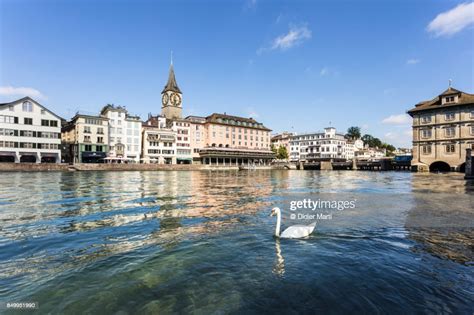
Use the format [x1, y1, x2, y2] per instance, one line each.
[162, 64, 181, 94]
[408, 87, 474, 114]
[205, 113, 271, 131]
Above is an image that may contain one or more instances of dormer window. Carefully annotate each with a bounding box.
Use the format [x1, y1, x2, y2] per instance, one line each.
[442, 95, 458, 104]
[22, 101, 33, 112]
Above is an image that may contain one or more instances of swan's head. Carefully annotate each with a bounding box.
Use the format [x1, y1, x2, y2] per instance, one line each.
[270, 207, 280, 216]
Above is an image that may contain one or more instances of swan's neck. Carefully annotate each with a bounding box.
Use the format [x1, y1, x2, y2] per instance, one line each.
[275, 211, 281, 237]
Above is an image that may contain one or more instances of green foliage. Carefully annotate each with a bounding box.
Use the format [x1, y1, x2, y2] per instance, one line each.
[277, 146, 289, 160]
[346, 126, 361, 140]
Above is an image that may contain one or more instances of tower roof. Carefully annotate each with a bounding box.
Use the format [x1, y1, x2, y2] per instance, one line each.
[162, 64, 182, 94]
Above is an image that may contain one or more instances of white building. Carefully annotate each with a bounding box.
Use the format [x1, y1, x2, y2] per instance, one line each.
[141, 114, 176, 164]
[289, 127, 348, 161]
[0, 97, 61, 163]
[100, 105, 142, 162]
[355, 147, 386, 160]
[346, 139, 364, 159]
[171, 119, 192, 164]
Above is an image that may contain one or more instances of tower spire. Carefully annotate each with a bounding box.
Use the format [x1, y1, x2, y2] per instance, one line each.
[171, 50, 173, 66]
[162, 58, 181, 94]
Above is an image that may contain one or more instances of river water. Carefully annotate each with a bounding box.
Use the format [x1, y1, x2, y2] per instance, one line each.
[0, 170, 473, 314]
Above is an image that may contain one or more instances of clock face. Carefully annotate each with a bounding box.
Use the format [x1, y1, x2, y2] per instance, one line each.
[162, 93, 169, 105]
[171, 93, 182, 107]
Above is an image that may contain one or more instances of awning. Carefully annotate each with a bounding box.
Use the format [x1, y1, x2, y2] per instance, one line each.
[82, 152, 106, 158]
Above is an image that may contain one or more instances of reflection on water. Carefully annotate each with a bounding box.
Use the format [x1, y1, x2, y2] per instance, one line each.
[0, 170, 473, 313]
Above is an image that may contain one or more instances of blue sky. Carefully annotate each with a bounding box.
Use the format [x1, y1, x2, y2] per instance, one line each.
[1, 0, 473, 147]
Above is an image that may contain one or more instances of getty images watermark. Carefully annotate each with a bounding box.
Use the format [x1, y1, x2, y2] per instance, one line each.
[289, 198, 357, 220]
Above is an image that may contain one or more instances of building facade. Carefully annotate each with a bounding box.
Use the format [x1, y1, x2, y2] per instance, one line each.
[408, 86, 474, 172]
[62, 114, 109, 163]
[141, 114, 176, 164]
[100, 105, 142, 162]
[0, 97, 62, 163]
[289, 127, 348, 162]
[271, 132, 293, 152]
[184, 113, 274, 166]
[158, 61, 274, 166]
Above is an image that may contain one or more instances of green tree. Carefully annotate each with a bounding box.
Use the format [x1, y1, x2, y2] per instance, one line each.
[346, 126, 361, 140]
[270, 144, 277, 154]
[277, 146, 289, 160]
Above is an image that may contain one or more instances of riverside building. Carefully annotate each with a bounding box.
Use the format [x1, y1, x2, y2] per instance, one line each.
[141, 114, 176, 164]
[61, 114, 109, 163]
[289, 127, 348, 162]
[408, 85, 474, 172]
[100, 104, 142, 163]
[159, 61, 274, 166]
[0, 97, 62, 163]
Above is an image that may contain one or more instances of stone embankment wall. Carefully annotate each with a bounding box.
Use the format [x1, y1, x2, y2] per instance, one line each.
[0, 163, 248, 172]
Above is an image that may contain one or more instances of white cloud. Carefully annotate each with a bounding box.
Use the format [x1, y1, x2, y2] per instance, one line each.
[244, 0, 257, 11]
[382, 114, 412, 125]
[383, 129, 412, 147]
[427, 2, 474, 37]
[258, 25, 311, 54]
[406, 58, 420, 65]
[0, 86, 46, 100]
[320, 67, 329, 76]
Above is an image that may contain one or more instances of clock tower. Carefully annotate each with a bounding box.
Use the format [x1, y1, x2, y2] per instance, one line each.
[161, 61, 182, 120]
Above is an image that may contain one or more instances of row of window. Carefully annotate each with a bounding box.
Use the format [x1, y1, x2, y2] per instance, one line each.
[84, 126, 104, 134]
[148, 141, 174, 147]
[290, 140, 346, 146]
[83, 136, 104, 144]
[0, 115, 59, 127]
[210, 142, 269, 148]
[211, 126, 269, 136]
[421, 143, 474, 154]
[0, 129, 60, 138]
[420, 126, 474, 138]
[84, 145, 104, 152]
[421, 111, 474, 124]
[0, 141, 59, 149]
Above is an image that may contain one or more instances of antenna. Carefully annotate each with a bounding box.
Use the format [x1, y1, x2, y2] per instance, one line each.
[448, 79, 452, 88]
[171, 50, 173, 65]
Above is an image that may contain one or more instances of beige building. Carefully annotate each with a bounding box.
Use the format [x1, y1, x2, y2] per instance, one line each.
[158, 60, 274, 166]
[271, 132, 293, 152]
[184, 113, 274, 166]
[62, 114, 109, 163]
[408, 86, 474, 172]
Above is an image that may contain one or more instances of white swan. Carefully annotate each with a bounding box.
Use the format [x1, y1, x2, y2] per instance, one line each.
[270, 207, 316, 239]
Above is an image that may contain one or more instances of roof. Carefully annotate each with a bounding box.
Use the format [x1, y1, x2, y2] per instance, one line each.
[408, 87, 474, 114]
[162, 64, 182, 94]
[0, 96, 64, 121]
[205, 113, 271, 131]
[100, 104, 127, 115]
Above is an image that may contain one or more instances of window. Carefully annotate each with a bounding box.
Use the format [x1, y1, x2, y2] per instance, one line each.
[41, 120, 49, 126]
[421, 129, 432, 138]
[24, 118, 33, 125]
[50, 120, 58, 127]
[445, 127, 455, 137]
[0, 115, 16, 124]
[9, 105, 14, 111]
[84, 126, 91, 133]
[97, 137, 103, 144]
[445, 144, 455, 153]
[471, 126, 474, 135]
[84, 145, 92, 151]
[445, 96, 455, 103]
[84, 135, 91, 143]
[445, 113, 455, 121]
[41, 109, 45, 115]
[471, 111, 474, 119]
[96, 145, 103, 152]
[421, 116, 431, 124]
[97, 127, 104, 134]
[22, 101, 33, 112]
[422, 145, 431, 155]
